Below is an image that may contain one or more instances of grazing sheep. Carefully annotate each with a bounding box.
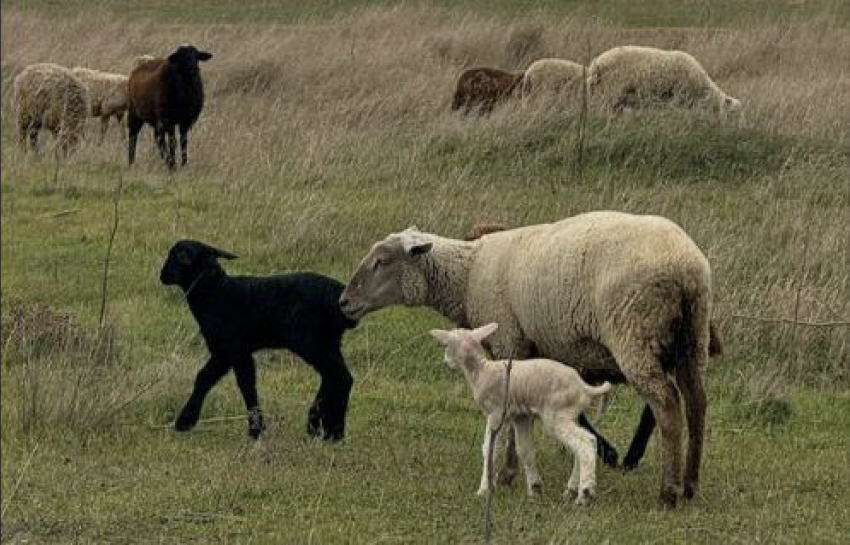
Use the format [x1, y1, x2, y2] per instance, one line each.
[71, 67, 129, 143]
[452, 67, 523, 114]
[520, 58, 585, 100]
[128, 44, 212, 169]
[587, 45, 741, 118]
[431, 323, 610, 505]
[12, 63, 90, 154]
[462, 220, 725, 471]
[340, 211, 715, 507]
[160, 240, 357, 441]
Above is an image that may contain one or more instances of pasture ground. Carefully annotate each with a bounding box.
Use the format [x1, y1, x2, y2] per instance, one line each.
[2, 1, 848, 543]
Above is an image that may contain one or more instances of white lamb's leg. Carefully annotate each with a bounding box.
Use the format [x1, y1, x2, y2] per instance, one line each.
[513, 415, 543, 496]
[555, 420, 598, 506]
[566, 449, 581, 499]
[477, 415, 501, 497]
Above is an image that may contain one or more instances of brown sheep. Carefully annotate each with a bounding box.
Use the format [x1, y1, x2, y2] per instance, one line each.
[127, 44, 212, 170]
[463, 221, 510, 241]
[451, 67, 523, 114]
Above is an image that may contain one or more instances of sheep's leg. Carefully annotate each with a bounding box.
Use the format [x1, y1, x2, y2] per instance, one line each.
[165, 126, 177, 170]
[477, 414, 501, 497]
[233, 356, 265, 439]
[622, 405, 656, 470]
[621, 361, 683, 508]
[99, 116, 109, 145]
[179, 124, 189, 166]
[513, 415, 542, 496]
[174, 356, 231, 431]
[577, 412, 619, 468]
[128, 113, 143, 165]
[675, 357, 706, 500]
[301, 347, 353, 442]
[552, 419, 597, 506]
[154, 122, 167, 162]
[497, 427, 520, 486]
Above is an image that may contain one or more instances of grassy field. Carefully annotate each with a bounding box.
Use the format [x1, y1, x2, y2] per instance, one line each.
[2, 1, 849, 543]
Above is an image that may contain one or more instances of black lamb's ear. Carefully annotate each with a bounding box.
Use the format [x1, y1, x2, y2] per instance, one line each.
[199, 241, 237, 260]
[198, 51, 212, 61]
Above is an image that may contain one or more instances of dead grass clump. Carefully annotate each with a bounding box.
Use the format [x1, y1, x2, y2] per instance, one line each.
[215, 59, 286, 96]
[504, 24, 546, 69]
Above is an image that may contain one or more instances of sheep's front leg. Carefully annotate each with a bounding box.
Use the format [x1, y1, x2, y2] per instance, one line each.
[234, 355, 265, 439]
[175, 356, 230, 431]
[477, 414, 502, 497]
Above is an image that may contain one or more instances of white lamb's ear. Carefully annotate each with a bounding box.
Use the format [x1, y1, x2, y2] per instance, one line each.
[471, 323, 498, 341]
[429, 329, 452, 344]
[400, 231, 433, 257]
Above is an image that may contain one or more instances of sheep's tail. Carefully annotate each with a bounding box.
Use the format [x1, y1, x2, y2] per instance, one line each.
[586, 381, 612, 424]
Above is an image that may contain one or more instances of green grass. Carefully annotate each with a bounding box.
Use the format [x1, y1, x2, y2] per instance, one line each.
[2, 1, 850, 543]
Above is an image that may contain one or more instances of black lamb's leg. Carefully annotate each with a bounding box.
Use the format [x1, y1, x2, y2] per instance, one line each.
[577, 412, 619, 468]
[317, 352, 353, 442]
[234, 355, 265, 439]
[175, 355, 230, 431]
[622, 404, 656, 470]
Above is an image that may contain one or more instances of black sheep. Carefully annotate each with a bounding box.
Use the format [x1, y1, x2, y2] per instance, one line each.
[128, 44, 211, 170]
[160, 240, 357, 441]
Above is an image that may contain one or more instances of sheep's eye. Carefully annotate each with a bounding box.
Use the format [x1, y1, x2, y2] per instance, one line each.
[372, 258, 383, 270]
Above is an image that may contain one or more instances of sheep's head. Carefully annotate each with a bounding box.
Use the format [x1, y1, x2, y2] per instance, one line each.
[168, 44, 212, 74]
[160, 239, 237, 291]
[339, 228, 433, 320]
[429, 323, 499, 370]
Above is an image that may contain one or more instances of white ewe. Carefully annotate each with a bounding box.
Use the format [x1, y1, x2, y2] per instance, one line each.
[13, 63, 90, 154]
[588, 45, 741, 118]
[71, 67, 129, 143]
[431, 323, 610, 505]
[340, 211, 715, 508]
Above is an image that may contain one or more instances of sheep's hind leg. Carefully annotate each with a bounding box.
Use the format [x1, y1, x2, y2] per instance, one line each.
[234, 355, 265, 439]
[513, 415, 543, 496]
[179, 124, 189, 166]
[300, 346, 353, 442]
[175, 355, 230, 431]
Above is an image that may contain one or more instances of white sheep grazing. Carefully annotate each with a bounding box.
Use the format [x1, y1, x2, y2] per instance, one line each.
[71, 67, 130, 143]
[521, 58, 585, 100]
[340, 211, 714, 508]
[430, 323, 610, 505]
[587, 45, 741, 119]
[13, 63, 90, 155]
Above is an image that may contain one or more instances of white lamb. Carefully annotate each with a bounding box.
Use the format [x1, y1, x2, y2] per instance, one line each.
[587, 45, 741, 119]
[430, 323, 611, 505]
[71, 67, 130, 143]
[13, 63, 90, 155]
[520, 58, 585, 100]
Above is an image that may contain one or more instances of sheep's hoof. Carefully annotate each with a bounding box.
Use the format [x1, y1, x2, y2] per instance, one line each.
[248, 409, 266, 440]
[174, 411, 198, 432]
[599, 445, 619, 468]
[476, 487, 490, 498]
[659, 487, 679, 509]
[683, 481, 698, 500]
[496, 468, 518, 486]
[323, 428, 345, 443]
[529, 482, 543, 497]
[575, 488, 596, 506]
[564, 488, 578, 501]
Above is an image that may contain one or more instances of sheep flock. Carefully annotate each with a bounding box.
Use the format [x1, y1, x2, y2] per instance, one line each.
[11, 33, 751, 514]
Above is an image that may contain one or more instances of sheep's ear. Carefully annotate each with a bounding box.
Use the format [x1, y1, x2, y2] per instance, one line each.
[471, 323, 498, 341]
[400, 235, 432, 257]
[429, 329, 451, 344]
[199, 242, 237, 260]
[198, 51, 212, 61]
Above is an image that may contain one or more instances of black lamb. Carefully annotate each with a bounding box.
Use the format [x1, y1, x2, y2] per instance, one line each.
[128, 44, 211, 169]
[160, 239, 357, 441]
